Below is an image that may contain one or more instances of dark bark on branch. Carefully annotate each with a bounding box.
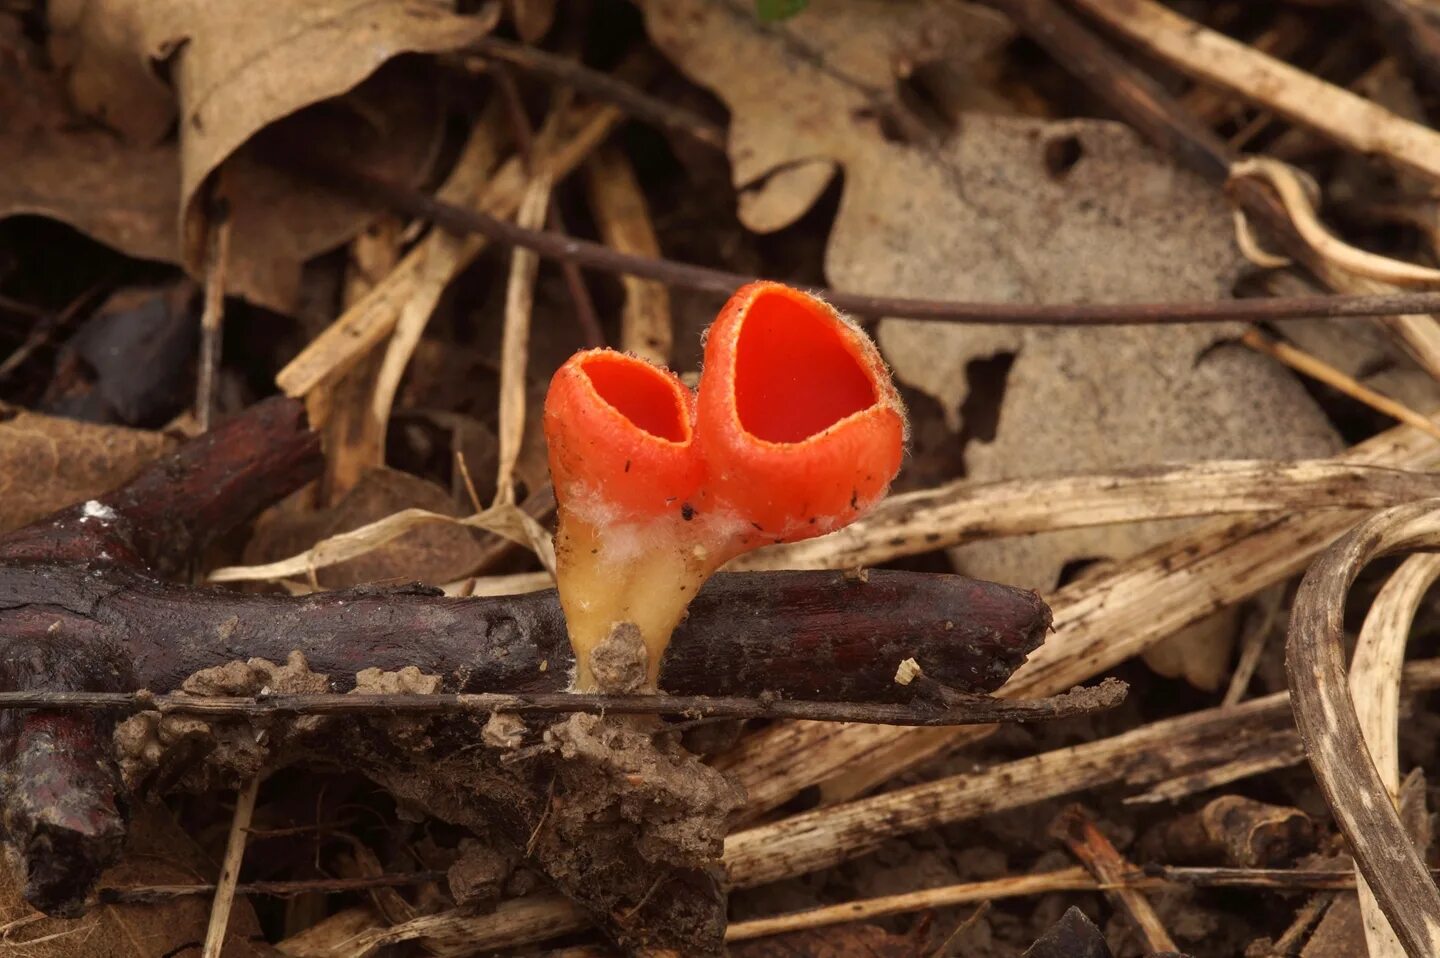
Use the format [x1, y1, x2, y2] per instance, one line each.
[0, 395, 1054, 925]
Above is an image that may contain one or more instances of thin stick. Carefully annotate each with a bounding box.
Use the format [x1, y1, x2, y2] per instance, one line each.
[726, 865, 1406, 943]
[726, 868, 1096, 942]
[1241, 329, 1440, 441]
[463, 37, 725, 149]
[196, 206, 231, 433]
[1052, 806, 1178, 952]
[1222, 587, 1283, 707]
[1067, 0, 1440, 184]
[98, 871, 447, 904]
[295, 159, 1440, 327]
[732, 458, 1440, 573]
[200, 774, 260, 958]
[0, 680, 1124, 727]
[494, 65, 605, 347]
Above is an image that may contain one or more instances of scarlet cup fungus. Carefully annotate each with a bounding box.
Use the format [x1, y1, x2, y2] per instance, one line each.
[544, 281, 907, 691]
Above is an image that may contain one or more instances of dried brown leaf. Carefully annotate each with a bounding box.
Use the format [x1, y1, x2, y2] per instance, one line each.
[0, 407, 171, 533]
[44, 0, 497, 309]
[0, 804, 267, 958]
[0, 20, 178, 263]
[643, 0, 1340, 689]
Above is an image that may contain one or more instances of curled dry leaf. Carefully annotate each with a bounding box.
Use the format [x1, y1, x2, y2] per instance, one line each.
[0, 805, 267, 958]
[0, 18, 178, 264]
[642, 0, 1339, 688]
[0, 406, 171, 534]
[42, 0, 497, 309]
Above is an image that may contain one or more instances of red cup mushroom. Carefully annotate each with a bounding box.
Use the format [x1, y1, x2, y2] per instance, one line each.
[543, 283, 906, 691]
[694, 281, 907, 554]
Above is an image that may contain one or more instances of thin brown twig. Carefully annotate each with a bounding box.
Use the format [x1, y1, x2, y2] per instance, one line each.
[200, 774, 260, 958]
[196, 202, 231, 433]
[493, 64, 606, 347]
[725, 865, 1403, 944]
[1052, 805, 1178, 952]
[0, 281, 111, 382]
[1241, 328, 1440, 441]
[97, 870, 448, 904]
[292, 157, 1440, 326]
[0, 679, 1125, 727]
[461, 36, 726, 149]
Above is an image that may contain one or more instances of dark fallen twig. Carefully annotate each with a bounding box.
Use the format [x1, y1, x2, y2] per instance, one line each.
[0, 395, 1055, 919]
[0, 678, 1125, 727]
[460, 36, 727, 149]
[96, 870, 448, 904]
[1052, 805, 1178, 953]
[294, 158, 1440, 326]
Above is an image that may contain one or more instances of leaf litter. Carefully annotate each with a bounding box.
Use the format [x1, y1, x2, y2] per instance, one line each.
[5, 0, 1440, 955]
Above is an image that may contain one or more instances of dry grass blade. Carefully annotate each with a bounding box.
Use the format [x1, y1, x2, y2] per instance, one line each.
[208, 502, 555, 583]
[731, 459, 1440, 572]
[585, 144, 672, 364]
[275, 100, 622, 401]
[334, 895, 587, 958]
[196, 208, 231, 433]
[495, 176, 550, 503]
[1240, 331, 1440, 441]
[366, 112, 507, 456]
[719, 416, 1440, 815]
[1350, 554, 1440, 958]
[1231, 159, 1440, 286]
[1288, 500, 1440, 955]
[200, 775, 261, 958]
[1069, 0, 1440, 183]
[725, 868, 1095, 942]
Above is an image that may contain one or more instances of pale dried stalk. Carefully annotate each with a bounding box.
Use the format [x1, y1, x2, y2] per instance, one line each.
[276, 101, 622, 400]
[720, 414, 1440, 815]
[723, 688, 1294, 889]
[201, 775, 261, 958]
[1288, 501, 1440, 955]
[364, 122, 504, 461]
[584, 143, 672, 364]
[1069, 0, 1440, 182]
[1231, 159, 1440, 287]
[213, 175, 561, 586]
[1123, 736, 1308, 805]
[196, 211, 231, 434]
[1221, 586, 1284, 707]
[336, 894, 586, 958]
[495, 176, 551, 503]
[1241, 330, 1440, 441]
[731, 459, 1440, 573]
[208, 502, 556, 583]
[277, 908, 382, 957]
[726, 661, 1440, 891]
[726, 868, 1095, 941]
[1348, 553, 1440, 956]
[321, 217, 405, 502]
[367, 107, 508, 461]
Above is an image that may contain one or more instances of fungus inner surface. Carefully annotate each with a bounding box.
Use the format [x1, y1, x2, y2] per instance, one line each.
[581, 354, 690, 442]
[734, 292, 877, 443]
